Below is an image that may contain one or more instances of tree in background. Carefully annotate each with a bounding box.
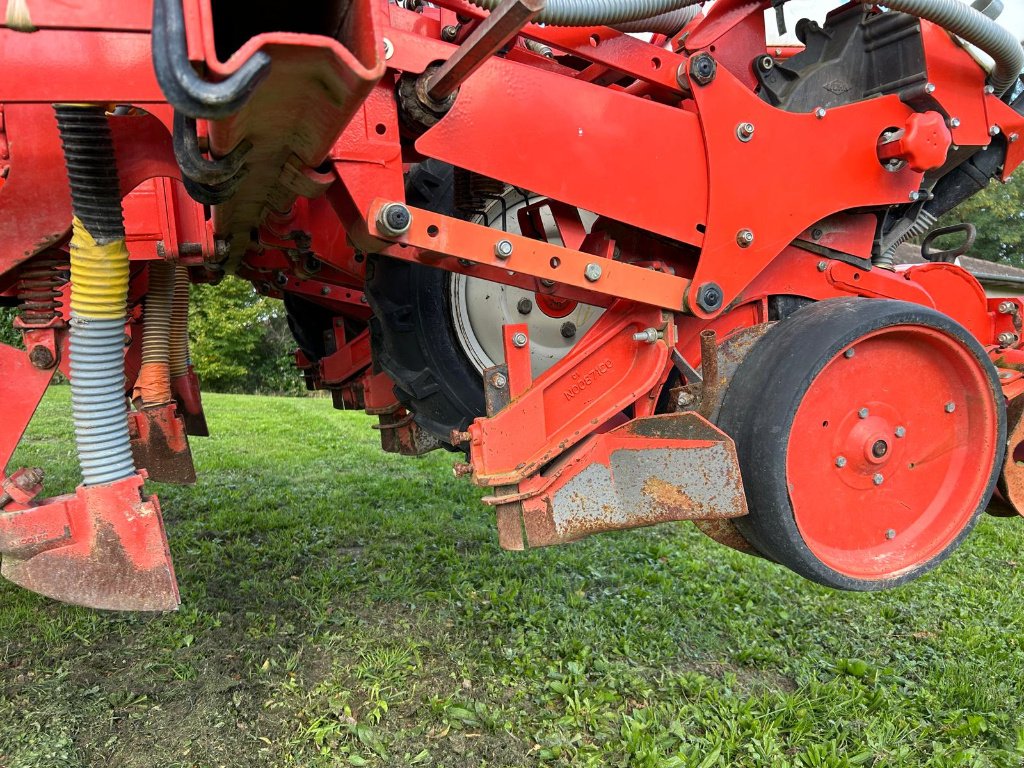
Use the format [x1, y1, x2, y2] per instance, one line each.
[939, 170, 1024, 267]
[188, 278, 305, 395]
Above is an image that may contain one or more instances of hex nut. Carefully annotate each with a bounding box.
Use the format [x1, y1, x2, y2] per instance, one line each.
[689, 53, 717, 86]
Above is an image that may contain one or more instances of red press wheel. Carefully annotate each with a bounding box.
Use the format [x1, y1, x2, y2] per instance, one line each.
[717, 298, 1005, 590]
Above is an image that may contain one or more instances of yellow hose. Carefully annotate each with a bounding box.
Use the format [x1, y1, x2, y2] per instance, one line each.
[69, 216, 130, 320]
[169, 265, 190, 378]
[135, 261, 175, 406]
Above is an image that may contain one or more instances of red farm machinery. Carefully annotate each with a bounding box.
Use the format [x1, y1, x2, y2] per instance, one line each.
[1, 0, 1024, 609]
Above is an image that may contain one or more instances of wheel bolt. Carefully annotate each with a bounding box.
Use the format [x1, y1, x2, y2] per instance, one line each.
[873, 473, 884, 486]
[844, 348, 855, 359]
[858, 408, 869, 419]
[835, 456, 847, 468]
[511, 332, 528, 348]
[945, 402, 956, 413]
[885, 528, 896, 540]
[894, 426, 906, 438]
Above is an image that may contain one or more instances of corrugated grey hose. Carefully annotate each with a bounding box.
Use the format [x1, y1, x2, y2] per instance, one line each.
[54, 105, 136, 487]
[613, 5, 701, 35]
[883, 0, 1023, 95]
[469, 0, 704, 32]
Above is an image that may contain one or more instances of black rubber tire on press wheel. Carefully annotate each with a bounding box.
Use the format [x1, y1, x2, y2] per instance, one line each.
[364, 160, 485, 446]
[717, 297, 1005, 591]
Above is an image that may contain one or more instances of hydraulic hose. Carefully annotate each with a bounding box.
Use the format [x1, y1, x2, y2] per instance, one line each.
[856, 0, 1023, 96]
[468, 0, 703, 29]
[54, 105, 136, 487]
[136, 260, 175, 406]
[169, 265, 191, 379]
[613, 6, 700, 34]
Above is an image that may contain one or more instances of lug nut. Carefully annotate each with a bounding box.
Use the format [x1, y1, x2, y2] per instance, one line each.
[584, 263, 603, 282]
[511, 331, 528, 348]
[858, 408, 869, 419]
[561, 321, 577, 339]
[895, 426, 906, 438]
[844, 348, 855, 359]
[494, 239, 514, 259]
[835, 456, 847, 468]
[817, 261, 828, 272]
[377, 202, 412, 237]
[516, 298, 533, 315]
[815, 107, 827, 119]
[873, 473, 884, 486]
[885, 528, 896, 540]
[945, 402, 956, 413]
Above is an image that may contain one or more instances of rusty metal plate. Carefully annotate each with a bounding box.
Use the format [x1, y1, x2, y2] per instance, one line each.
[511, 412, 748, 547]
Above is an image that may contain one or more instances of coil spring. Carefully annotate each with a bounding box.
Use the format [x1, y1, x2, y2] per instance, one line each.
[454, 169, 505, 221]
[18, 252, 68, 325]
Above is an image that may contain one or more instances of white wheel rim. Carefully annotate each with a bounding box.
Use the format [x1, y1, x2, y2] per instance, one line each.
[448, 192, 603, 378]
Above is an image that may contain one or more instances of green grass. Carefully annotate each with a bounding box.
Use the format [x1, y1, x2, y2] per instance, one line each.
[2, 388, 1024, 767]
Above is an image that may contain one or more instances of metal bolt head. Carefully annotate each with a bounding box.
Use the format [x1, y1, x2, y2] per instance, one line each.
[835, 456, 847, 468]
[998, 331, 1018, 347]
[516, 298, 533, 315]
[28, 345, 55, 370]
[844, 348, 855, 359]
[584, 262, 603, 282]
[1001, 371, 1014, 380]
[998, 301, 1017, 315]
[494, 239, 514, 259]
[441, 25, 459, 42]
[490, 372, 508, 389]
[695, 282, 724, 313]
[736, 122, 756, 142]
[757, 55, 774, 72]
[377, 202, 412, 237]
[885, 528, 896, 540]
[873, 473, 884, 486]
[1011, 133, 1020, 144]
[858, 407, 869, 419]
[689, 53, 717, 86]
[949, 117, 961, 128]
[511, 331, 528, 348]
[737, 229, 755, 248]
[909, 191, 922, 202]
[945, 402, 956, 413]
[815, 107, 827, 119]
[632, 328, 660, 344]
[817, 261, 828, 272]
[560, 321, 577, 339]
[925, 82, 936, 94]
[990, 125, 1002, 137]
[895, 426, 906, 438]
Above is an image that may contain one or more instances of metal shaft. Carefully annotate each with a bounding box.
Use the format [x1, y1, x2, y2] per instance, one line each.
[426, 0, 545, 102]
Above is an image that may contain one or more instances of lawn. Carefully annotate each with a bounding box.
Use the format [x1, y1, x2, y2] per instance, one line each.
[1, 388, 1023, 767]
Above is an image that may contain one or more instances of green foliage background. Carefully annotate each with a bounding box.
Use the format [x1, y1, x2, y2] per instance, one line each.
[938, 170, 1024, 266]
[0, 277, 304, 395]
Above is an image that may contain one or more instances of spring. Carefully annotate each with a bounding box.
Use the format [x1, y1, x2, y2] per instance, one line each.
[874, 209, 938, 268]
[17, 251, 69, 325]
[454, 168, 505, 221]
